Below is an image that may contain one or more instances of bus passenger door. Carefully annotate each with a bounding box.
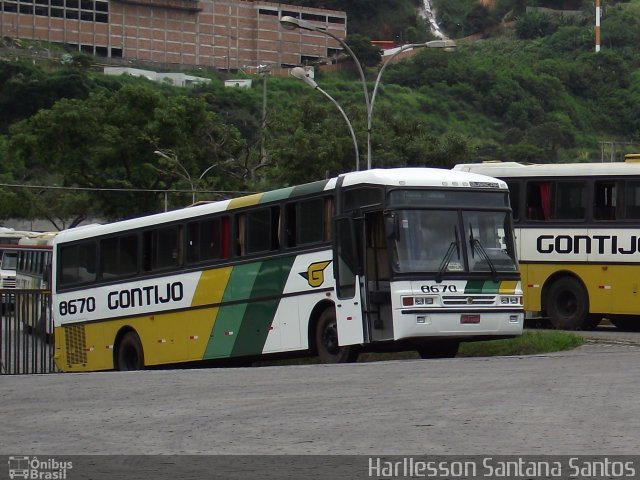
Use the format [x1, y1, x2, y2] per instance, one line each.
[333, 217, 365, 346]
[364, 212, 394, 342]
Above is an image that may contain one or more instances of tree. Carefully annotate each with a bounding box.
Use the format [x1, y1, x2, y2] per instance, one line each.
[7, 84, 247, 221]
[345, 34, 382, 68]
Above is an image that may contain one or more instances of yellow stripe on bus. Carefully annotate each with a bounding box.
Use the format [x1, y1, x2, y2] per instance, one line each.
[228, 193, 263, 209]
[191, 266, 233, 307]
[498, 280, 518, 294]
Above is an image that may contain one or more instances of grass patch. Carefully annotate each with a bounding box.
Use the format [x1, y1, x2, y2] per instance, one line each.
[254, 331, 585, 366]
[457, 330, 585, 357]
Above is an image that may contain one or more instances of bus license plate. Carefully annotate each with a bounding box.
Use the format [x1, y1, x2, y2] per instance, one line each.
[461, 314, 480, 324]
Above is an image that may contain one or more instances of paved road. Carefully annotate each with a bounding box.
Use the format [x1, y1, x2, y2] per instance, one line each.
[1, 342, 639, 457]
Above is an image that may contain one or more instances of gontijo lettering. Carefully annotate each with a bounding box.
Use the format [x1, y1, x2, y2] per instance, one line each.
[537, 234, 640, 255]
[108, 282, 184, 310]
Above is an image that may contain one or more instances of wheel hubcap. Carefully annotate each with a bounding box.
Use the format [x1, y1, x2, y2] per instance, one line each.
[322, 322, 339, 354]
[558, 291, 577, 317]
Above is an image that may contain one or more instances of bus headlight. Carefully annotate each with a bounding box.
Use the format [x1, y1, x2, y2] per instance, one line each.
[500, 296, 521, 305]
[402, 296, 435, 307]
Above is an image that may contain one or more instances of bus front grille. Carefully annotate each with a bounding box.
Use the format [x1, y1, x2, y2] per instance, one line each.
[442, 295, 496, 306]
[64, 325, 87, 365]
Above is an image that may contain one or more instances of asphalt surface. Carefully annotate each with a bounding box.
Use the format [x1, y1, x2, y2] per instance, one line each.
[1, 341, 639, 457]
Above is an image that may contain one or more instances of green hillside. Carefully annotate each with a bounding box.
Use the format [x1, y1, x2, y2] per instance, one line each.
[0, 1, 639, 223]
[276, 0, 598, 39]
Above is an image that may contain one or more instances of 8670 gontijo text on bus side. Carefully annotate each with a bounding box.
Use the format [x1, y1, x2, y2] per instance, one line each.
[58, 281, 184, 316]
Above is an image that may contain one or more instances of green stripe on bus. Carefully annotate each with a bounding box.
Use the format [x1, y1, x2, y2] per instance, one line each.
[204, 256, 296, 359]
[231, 256, 296, 357]
[291, 179, 330, 197]
[464, 280, 501, 294]
[204, 303, 250, 359]
[260, 186, 295, 204]
[204, 262, 263, 359]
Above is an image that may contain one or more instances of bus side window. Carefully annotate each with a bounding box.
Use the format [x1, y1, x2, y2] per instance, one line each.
[236, 214, 246, 256]
[221, 216, 230, 259]
[143, 225, 181, 272]
[526, 181, 550, 220]
[284, 203, 297, 248]
[324, 196, 334, 241]
[555, 181, 586, 220]
[624, 181, 640, 219]
[594, 180, 617, 221]
[298, 198, 324, 245]
[59, 242, 97, 286]
[101, 234, 138, 279]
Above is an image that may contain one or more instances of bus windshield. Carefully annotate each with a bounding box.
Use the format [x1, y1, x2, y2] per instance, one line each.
[1, 251, 17, 270]
[392, 209, 517, 274]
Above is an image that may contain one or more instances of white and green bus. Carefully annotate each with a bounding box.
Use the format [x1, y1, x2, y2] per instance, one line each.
[52, 168, 523, 372]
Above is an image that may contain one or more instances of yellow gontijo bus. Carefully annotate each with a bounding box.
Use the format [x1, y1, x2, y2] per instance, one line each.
[52, 168, 523, 372]
[455, 158, 640, 330]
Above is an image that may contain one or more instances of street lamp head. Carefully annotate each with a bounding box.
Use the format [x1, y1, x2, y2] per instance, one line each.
[154, 150, 172, 160]
[279, 15, 300, 30]
[290, 67, 318, 89]
[280, 15, 326, 32]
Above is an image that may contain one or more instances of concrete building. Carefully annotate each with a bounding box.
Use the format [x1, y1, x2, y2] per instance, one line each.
[0, 0, 347, 69]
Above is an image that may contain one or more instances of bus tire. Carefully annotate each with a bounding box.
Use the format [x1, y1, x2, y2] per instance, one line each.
[36, 314, 51, 344]
[608, 315, 640, 332]
[417, 340, 460, 359]
[315, 308, 357, 364]
[115, 331, 145, 371]
[545, 277, 589, 330]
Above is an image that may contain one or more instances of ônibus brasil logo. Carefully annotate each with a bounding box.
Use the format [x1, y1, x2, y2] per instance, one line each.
[8, 456, 72, 479]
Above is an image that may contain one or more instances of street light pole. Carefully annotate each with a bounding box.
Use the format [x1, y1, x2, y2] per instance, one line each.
[281, 16, 370, 170]
[368, 40, 456, 167]
[154, 150, 218, 205]
[280, 16, 455, 170]
[290, 67, 360, 171]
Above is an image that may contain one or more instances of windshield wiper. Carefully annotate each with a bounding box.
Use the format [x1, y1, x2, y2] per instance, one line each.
[436, 226, 460, 283]
[469, 224, 498, 280]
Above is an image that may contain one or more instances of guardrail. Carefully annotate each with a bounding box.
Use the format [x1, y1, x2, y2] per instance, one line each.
[0, 289, 56, 374]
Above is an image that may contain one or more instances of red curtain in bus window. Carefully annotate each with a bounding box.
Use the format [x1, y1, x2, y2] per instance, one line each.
[540, 182, 551, 220]
[221, 216, 230, 258]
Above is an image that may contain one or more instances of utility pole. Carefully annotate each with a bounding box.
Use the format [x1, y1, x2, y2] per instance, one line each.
[595, 0, 601, 52]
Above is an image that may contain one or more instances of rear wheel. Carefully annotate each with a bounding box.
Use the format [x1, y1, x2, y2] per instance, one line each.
[315, 308, 358, 364]
[545, 277, 590, 330]
[116, 331, 145, 371]
[417, 340, 460, 359]
[36, 313, 52, 344]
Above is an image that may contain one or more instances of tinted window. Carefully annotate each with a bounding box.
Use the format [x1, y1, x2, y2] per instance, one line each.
[187, 217, 227, 263]
[100, 234, 138, 279]
[624, 181, 640, 220]
[143, 226, 181, 272]
[555, 182, 585, 220]
[58, 242, 97, 286]
[344, 187, 383, 210]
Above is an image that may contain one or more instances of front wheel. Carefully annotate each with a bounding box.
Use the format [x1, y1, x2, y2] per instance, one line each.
[315, 308, 358, 364]
[115, 331, 145, 371]
[545, 277, 590, 330]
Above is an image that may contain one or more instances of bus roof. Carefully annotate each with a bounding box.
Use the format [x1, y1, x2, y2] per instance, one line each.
[54, 167, 507, 244]
[454, 161, 640, 178]
[18, 232, 57, 247]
